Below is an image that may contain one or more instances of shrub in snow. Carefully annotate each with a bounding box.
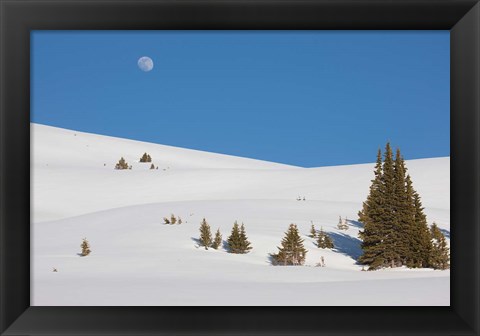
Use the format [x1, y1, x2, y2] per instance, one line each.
[199, 218, 212, 250]
[177, 217, 182, 224]
[150, 164, 155, 170]
[114, 157, 129, 170]
[316, 227, 334, 249]
[140, 152, 152, 163]
[80, 238, 91, 256]
[163, 217, 170, 224]
[211, 229, 222, 250]
[270, 224, 307, 266]
[315, 256, 326, 267]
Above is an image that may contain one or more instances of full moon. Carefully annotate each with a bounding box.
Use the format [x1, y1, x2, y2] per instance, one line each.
[137, 56, 154, 72]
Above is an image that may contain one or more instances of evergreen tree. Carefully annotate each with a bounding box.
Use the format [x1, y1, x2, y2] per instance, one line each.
[391, 149, 410, 266]
[212, 229, 222, 250]
[379, 142, 400, 268]
[163, 217, 170, 224]
[150, 163, 155, 170]
[239, 223, 252, 253]
[309, 223, 317, 238]
[80, 238, 91, 256]
[407, 175, 433, 268]
[316, 227, 334, 249]
[271, 224, 307, 266]
[114, 157, 129, 170]
[358, 148, 387, 269]
[337, 216, 348, 230]
[429, 222, 450, 270]
[140, 152, 152, 163]
[170, 214, 177, 225]
[199, 218, 212, 250]
[227, 221, 241, 253]
[358, 149, 382, 225]
[227, 221, 251, 253]
[177, 217, 183, 225]
[358, 143, 433, 270]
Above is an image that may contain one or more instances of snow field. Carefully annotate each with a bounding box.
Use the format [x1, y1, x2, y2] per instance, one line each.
[31, 123, 450, 305]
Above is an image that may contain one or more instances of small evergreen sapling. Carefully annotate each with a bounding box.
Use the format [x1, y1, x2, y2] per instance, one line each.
[239, 223, 252, 253]
[212, 229, 222, 250]
[163, 217, 170, 224]
[150, 163, 155, 170]
[80, 238, 91, 256]
[309, 223, 316, 238]
[170, 214, 177, 225]
[316, 227, 334, 249]
[337, 216, 349, 230]
[199, 218, 212, 250]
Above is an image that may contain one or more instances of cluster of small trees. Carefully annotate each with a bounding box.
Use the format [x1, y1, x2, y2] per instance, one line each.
[358, 143, 450, 270]
[164, 214, 182, 225]
[199, 218, 223, 250]
[140, 153, 152, 162]
[114, 157, 131, 170]
[309, 223, 334, 249]
[198, 219, 252, 253]
[114, 153, 157, 170]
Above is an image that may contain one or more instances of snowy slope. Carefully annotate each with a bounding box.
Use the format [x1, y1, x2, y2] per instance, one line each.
[31, 123, 450, 306]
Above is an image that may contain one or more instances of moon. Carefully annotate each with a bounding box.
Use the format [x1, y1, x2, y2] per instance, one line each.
[137, 56, 154, 72]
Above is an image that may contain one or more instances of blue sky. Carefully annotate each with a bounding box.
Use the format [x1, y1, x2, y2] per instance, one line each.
[31, 31, 449, 167]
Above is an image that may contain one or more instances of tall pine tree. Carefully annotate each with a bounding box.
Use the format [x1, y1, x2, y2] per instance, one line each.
[392, 149, 410, 266]
[358, 147, 388, 269]
[408, 175, 433, 268]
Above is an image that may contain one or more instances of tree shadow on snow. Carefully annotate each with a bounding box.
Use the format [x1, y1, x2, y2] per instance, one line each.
[440, 228, 450, 239]
[346, 219, 363, 229]
[191, 237, 202, 248]
[222, 240, 230, 252]
[329, 231, 363, 261]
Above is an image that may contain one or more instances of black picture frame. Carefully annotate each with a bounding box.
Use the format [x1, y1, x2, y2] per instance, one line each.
[1, 0, 479, 335]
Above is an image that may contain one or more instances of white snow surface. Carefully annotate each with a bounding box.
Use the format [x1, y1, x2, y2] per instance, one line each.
[31, 123, 450, 306]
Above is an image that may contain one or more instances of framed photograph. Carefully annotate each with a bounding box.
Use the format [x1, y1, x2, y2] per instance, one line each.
[1, 0, 479, 335]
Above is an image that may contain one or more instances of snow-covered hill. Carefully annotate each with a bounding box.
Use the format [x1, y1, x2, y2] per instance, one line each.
[31, 123, 450, 306]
